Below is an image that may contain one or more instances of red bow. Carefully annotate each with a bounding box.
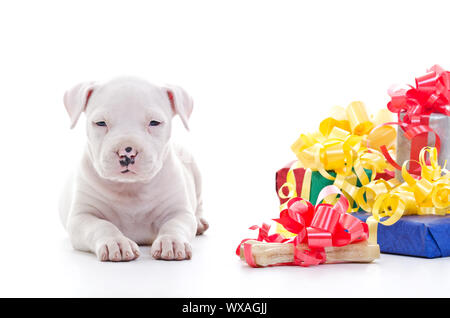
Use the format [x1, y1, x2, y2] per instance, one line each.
[388, 64, 450, 117]
[383, 65, 449, 173]
[237, 186, 369, 267]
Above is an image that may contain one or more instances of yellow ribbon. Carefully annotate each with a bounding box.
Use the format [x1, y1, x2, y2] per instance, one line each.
[276, 101, 396, 238]
[358, 147, 450, 244]
[286, 101, 396, 212]
[277, 101, 449, 243]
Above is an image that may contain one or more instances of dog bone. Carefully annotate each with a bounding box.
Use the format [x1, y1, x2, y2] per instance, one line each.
[239, 240, 380, 267]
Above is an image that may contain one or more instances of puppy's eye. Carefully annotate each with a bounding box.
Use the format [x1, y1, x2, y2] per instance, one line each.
[149, 120, 161, 127]
[95, 121, 107, 127]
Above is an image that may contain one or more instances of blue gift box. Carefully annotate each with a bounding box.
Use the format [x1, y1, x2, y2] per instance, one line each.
[354, 212, 450, 258]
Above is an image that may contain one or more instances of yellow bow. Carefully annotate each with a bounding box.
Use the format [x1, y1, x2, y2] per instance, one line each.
[286, 101, 396, 211]
[357, 147, 450, 244]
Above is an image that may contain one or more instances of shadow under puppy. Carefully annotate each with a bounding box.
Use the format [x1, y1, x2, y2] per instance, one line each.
[59, 77, 208, 261]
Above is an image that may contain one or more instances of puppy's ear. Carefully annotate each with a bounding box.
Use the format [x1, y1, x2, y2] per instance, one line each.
[63, 81, 97, 129]
[163, 84, 193, 131]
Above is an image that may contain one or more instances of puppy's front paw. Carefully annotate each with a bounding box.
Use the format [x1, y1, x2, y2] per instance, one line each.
[95, 236, 141, 262]
[151, 235, 192, 261]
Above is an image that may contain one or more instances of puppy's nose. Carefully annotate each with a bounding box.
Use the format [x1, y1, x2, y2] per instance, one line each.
[118, 146, 137, 158]
[118, 146, 138, 166]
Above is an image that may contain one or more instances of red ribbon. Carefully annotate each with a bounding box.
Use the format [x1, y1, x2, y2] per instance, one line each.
[372, 121, 441, 174]
[385, 65, 448, 174]
[235, 223, 288, 258]
[237, 186, 369, 267]
[387, 64, 450, 117]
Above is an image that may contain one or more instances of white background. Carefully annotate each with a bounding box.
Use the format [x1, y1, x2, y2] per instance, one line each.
[0, 0, 449, 298]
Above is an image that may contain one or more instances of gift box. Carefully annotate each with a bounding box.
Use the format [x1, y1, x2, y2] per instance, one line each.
[386, 65, 450, 182]
[354, 146, 450, 257]
[353, 211, 450, 258]
[395, 112, 449, 181]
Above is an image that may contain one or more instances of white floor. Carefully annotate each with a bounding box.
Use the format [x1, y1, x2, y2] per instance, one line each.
[2, 214, 449, 298]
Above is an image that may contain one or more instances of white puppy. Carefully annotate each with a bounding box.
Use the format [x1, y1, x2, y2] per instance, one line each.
[59, 77, 208, 261]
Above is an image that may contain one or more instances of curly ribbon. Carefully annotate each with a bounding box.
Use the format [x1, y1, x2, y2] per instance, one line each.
[387, 65, 449, 174]
[280, 101, 395, 216]
[237, 185, 370, 267]
[368, 121, 441, 175]
[356, 146, 450, 243]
